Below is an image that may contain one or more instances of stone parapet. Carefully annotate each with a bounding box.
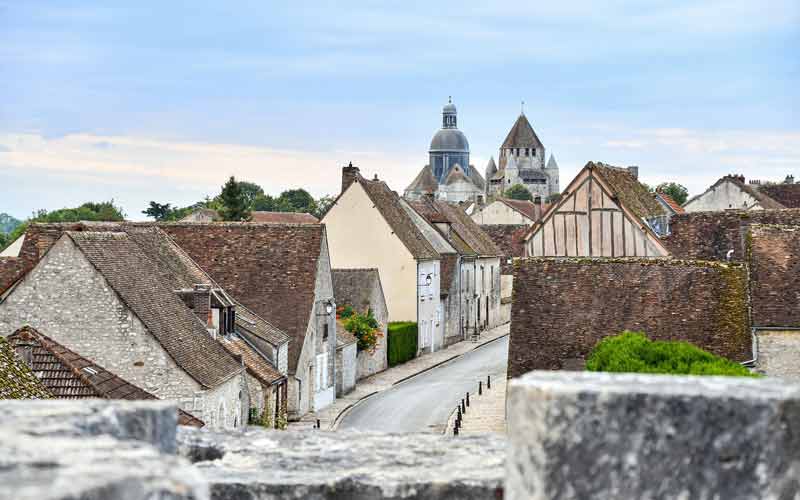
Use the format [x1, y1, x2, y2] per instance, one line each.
[507, 371, 800, 500]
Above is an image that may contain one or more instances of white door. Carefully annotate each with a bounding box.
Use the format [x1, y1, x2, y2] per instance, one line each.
[316, 353, 327, 389]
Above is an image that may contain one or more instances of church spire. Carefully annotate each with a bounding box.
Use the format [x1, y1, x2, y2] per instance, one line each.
[442, 97, 457, 128]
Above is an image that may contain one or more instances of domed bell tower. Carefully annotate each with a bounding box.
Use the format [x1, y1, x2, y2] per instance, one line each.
[429, 97, 470, 183]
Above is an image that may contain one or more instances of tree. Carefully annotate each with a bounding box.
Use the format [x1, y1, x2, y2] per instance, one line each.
[505, 184, 533, 201]
[655, 182, 689, 205]
[236, 181, 266, 208]
[142, 201, 175, 221]
[277, 188, 317, 214]
[314, 195, 335, 218]
[251, 193, 278, 212]
[218, 176, 251, 221]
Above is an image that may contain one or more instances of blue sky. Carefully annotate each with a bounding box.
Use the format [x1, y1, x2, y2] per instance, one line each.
[1, 1, 798, 220]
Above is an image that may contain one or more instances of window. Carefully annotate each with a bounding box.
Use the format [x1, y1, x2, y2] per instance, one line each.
[323, 323, 329, 341]
[491, 266, 494, 292]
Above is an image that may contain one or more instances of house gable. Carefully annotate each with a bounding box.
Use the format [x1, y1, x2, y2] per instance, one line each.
[525, 166, 668, 257]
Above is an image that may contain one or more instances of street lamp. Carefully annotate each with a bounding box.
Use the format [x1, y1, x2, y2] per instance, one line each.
[317, 299, 335, 316]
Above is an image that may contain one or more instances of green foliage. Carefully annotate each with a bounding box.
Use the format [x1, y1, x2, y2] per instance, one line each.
[277, 188, 317, 214]
[505, 184, 533, 201]
[546, 193, 562, 204]
[586, 331, 757, 377]
[236, 181, 266, 208]
[314, 195, 335, 218]
[387, 322, 418, 367]
[344, 309, 382, 352]
[0, 213, 21, 235]
[655, 182, 689, 205]
[218, 176, 252, 221]
[142, 201, 176, 221]
[338, 305, 355, 319]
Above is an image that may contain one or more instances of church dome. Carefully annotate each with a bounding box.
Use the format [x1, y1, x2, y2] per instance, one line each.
[429, 128, 469, 152]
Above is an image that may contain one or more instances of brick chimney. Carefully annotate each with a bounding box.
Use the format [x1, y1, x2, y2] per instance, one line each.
[342, 162, 359, 194]
[627, 166, 639, 179]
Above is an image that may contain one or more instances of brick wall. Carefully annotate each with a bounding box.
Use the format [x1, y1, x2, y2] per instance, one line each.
[748, 225, 800, 327]
[509, 258, 751, 378]
[665, 209, 800, 261]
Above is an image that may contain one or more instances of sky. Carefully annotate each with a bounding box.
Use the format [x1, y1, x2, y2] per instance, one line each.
[1, 1, 798, 221]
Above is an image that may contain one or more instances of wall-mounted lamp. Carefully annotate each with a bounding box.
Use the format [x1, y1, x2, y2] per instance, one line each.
[317, 299, 335, 316]
[418, 273, 432, 287]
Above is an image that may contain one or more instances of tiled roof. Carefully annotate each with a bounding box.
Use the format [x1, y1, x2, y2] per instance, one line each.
[6, 326, 202, 426]
[161, 223, 326, 374]
[220, 334, 284, 386]
[444, 165, 469, 185]
[331, 269, 385, 314]
[685, 176, 786, 211]
[501, 114, 543, 149]
[335, 319, 358, 348]
[405, 165, 439, 194]
[480, 224, 528, 273]
[747, 224, 800, 327]
[0, 334, 51, 399]
[497, 198, 546, 222]
[359, 176, 440, 260]
[412, 199, 501, 257]
[591, 163, 666, 219]
[757, 184, 800, 209]
[0, 257, 27, 296]
[66, 231, 242, 389]
[654, 191, 685, 214]
[250, 212, 319, 224]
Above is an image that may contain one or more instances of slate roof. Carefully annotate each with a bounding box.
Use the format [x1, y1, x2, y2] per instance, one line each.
[66, 231, 242, 389]
[466, 165, 486, 191]
[6, 326, 203, 426]
[331, 268, 386, 314]
[220, 333, 284, 386]
[359, 176, 440, 260]
[756, 184, 800, 209]
[405, 165, 439, 195]
[250, 212, 319, 224]
[591, 163, 666, 219]
[0, 334, 51, 399]
[501, 114, 543, 149]
[654, 191, 685, 215]
[485, 157, 498, 177]
[161, 223, 326, 374]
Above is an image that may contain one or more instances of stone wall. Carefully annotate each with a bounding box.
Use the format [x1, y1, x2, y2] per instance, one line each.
[509, 257, 751, 378]
[748, 224, 800, 327]
[664, 208, 800, 261]
[756, 329, 800, 381]
[336, 342, 357, 396]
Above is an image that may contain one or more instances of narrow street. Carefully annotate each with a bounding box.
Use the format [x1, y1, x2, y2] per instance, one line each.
[337, 336, 509, 433]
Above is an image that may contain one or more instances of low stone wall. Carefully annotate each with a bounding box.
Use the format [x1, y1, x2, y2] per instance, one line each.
[6, 372, 800, 499]
[507, 371, 800, 500]
[510, 258, 752, 377]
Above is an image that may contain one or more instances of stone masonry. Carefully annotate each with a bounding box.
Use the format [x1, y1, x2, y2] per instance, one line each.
[510, 257, 752, 378]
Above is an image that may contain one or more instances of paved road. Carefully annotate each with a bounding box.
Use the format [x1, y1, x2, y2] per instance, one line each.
[338, 336, 509, 433]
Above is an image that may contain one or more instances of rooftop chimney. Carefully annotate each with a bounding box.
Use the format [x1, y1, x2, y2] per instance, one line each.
[627, 166, 639, 179]
[341, 162, 359, 194]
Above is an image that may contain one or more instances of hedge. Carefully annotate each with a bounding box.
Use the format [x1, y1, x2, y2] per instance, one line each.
[586, 331, 757, 377]
[387, 322, 418, 367]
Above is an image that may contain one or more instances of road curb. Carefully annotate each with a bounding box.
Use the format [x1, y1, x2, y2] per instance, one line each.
[332, 332, 510, 430]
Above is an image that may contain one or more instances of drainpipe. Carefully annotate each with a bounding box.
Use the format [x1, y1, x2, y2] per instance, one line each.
[743, 326, 800, 368]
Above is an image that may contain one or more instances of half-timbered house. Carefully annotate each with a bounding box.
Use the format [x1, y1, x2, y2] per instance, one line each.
[523, 162, 669, 257]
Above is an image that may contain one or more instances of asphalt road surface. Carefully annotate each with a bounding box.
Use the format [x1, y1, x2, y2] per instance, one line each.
[338, 336, 509, 433]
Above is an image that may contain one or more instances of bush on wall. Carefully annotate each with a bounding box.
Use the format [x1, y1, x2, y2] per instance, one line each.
[387, 322, 418, 367]
[586, 331, 757, 377]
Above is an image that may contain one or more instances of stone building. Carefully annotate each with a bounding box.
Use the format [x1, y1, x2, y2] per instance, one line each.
[334, 323, 357, 397]
[162, 222, 337, 421]
[324, 166, 444, 355]
[523, 162, 669, 257]
[5, 325, 204, 426]
[480, 224, 528, 324]
[404, 99, 486, 203]
[331, 268, 389, 380]
[0, 229, 248, 429]
[406, 197, 503, 339]
[486, 113, 559, 201]
[470, 198, 546, 225]
[683, 175, 792, 212]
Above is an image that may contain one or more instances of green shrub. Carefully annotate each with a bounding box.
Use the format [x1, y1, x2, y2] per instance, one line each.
[344, 309, 382, 352]
[586, 331, 757, 377]
[387, 322, 418, 367]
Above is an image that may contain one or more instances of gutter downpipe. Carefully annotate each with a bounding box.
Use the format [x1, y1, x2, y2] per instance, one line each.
[744, 326, 800, 368]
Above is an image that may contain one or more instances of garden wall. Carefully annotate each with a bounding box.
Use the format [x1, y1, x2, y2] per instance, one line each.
[509, 258, 751, 378]
[664, 208, 800, 261]
[748, 224, 800, 327]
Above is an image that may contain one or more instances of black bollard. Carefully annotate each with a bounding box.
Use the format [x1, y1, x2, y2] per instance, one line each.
[316, 419, 321, 429]
[454, 425, 459, 436]
[461, 399, 466, 414]
[487, 375, 491, 389]
[466, 392, 470, 407]
[479, 381, 483, 395]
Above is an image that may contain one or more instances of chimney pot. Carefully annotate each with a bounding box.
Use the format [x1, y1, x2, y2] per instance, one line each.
[341, 163, 360, 194]
[627, 166, 639, 179]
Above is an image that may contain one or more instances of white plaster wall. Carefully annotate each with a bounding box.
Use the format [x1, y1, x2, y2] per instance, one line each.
[684, 180, 762, 212]
[471, 202, 532, 225]
[323, 182, 419, 322]
[417, 259, 443, 353]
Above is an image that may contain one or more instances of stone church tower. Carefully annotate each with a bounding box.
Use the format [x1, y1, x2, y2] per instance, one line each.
[486, 113, 559, 202]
